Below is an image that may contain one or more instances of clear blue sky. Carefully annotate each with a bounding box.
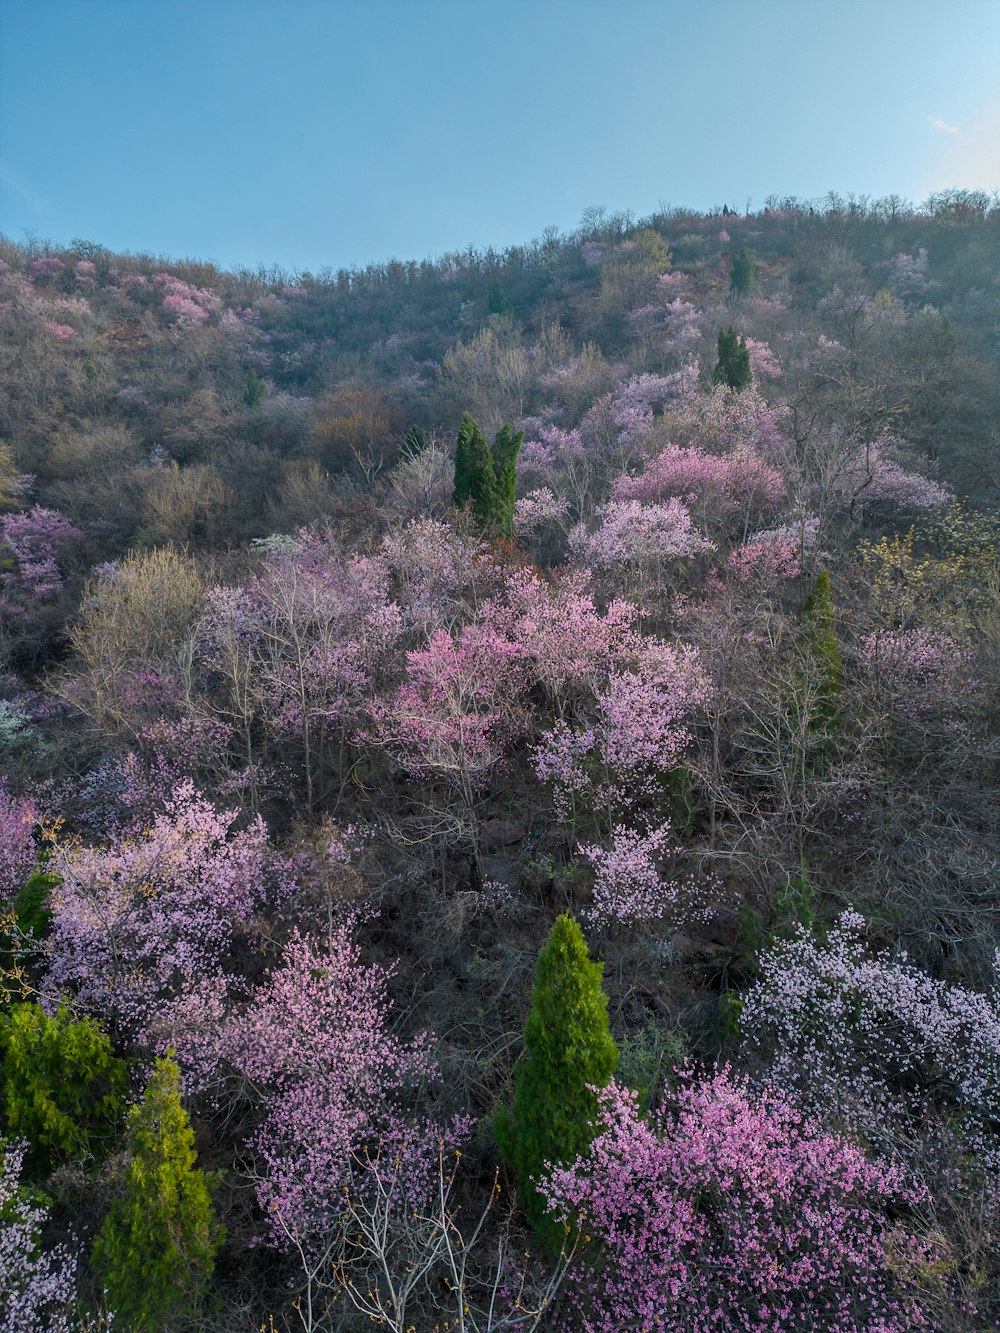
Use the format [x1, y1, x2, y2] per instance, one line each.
[2, 0, 998, 274]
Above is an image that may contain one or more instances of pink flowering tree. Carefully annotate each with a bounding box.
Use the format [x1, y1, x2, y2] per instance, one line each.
[367, 622, 527, 871]
[579, 820, 713, 930]
[201, 534, 404, 808]
[741, 909, 1000, 1170]
[45, 780, 270, 1086]
[534, 641, 711, 834]
[569, 499, 714, 598]
[542, 1072, 934, 1332]
[0, 1141, 79, 1333]
[0, 506, 82, 608]
[0, 780, 36, 898]
[613, 444, 786, 539]
[224, 924, 449, 1248]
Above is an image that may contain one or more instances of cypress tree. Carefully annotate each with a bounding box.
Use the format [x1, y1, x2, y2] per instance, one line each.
[92, 1055, 223, 1331]
[488, 281, 508, 316]
[452, 414, 522, 537]
[490, 421, 523, 537]
[729, 245, 755, 296]
[495, 912, 617, 1248]
[453, 412, 498, 526]
[242, 370, 267, 409]
[713, 326, 752, 391]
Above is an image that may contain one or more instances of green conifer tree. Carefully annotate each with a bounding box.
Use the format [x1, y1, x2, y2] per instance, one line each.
[729, 246, 755, 297]
[495, 913, 618, 1248]
[488, 281, 508, 316]
[452, 414, 522, 537]
[798, 569, 844, 740]
[92, 1055, 223, 1331]
[713, 326, 752, 391]
[0, 1002, 126, 1177]
[453, 412, 498, 526]
[490, 421, 523, 537]
[242, 370, 267, 409]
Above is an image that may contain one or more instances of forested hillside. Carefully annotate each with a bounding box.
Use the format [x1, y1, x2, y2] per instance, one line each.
[1, 190, 999, 1331]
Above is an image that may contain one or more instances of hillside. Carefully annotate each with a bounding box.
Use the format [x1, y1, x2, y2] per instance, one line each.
[1, 191, 1000, 1330]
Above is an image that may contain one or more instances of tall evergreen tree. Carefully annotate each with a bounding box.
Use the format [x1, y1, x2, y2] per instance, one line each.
[495, 913, 617, 1248]
[713, 327, 752, 391]
[453, 412, 498, 527]
[490, 421, 523, 537]
[92, 1055, 223, 1331]
[452, 414, 522, 536]
[729, 246, 755, 297]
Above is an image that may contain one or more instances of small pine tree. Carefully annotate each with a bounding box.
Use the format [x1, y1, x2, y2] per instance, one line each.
[0, 1002, 126, 1177]
[92, 1055, 223, 1331]
[713, 326, 752, 391]
[729, 246, 755, 297]
[495, 913, 618, 1248]
[242, 370, 267, 409]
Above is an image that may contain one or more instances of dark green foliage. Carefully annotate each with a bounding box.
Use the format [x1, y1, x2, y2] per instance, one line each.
[488, 281, 508, 315]
[729, 246, 755, 296]
[490, 421, 523, 536]
[0, 1002, 126, 1176]
[495, 913, 617, 1247]
[713, 327, 752, 391]
[452, 413, 522, 536]
[798, 570, 843, 736]
[92, 1055, 223, 1332]
[402, 423, 427, 454]
[242, 370, 267, 409]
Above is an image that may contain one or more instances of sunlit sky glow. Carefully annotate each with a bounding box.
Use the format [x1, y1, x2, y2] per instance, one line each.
[2, 0, 998, 273]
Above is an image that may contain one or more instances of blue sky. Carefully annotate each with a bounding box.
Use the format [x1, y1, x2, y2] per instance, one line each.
[1, 0, 998, 273]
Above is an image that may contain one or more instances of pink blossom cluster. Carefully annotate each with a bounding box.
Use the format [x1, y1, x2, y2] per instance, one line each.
[742, 910, 1000, 1169]
[72, 259, 96, 282]
[579, 820, 711, 927]
[665, 383, 790, 459]
[613, 443, 786, 521]
[369, 624, 525, 786]
[380, 519, 486, 633]
[0, 505, 82, 602]
[46, 780, 270, 1079]
[224, 925, 441, 1245]
[542, 1072, 932, 1332]
[0, 1141, 79, 1333]
[534, 642, 711, 821]
[727, 533, 801, 584]
[744, 336, 783, 379]
[847, 441, 953, 511]
[569, 499, 714, 569]
[0, 779, 36, 898]
[858, 628, 972, 715]
[43, 321, 76, 339]
[150, 272, 221, 329]
[513, 487, 570, 535]
[27, 257, 65, 281]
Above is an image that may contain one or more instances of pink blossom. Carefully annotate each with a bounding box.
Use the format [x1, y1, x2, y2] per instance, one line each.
[42, 321, 76, 339]
[569, 499, 714, 569]
[0, 1142, 79, 1332]
[543, 1071, 933, 1332]
[0, 780, 36, 898]
[579, 820, 712, 927]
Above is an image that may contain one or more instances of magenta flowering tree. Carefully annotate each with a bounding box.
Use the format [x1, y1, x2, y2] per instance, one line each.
[224, 925, 445, 1247]
[741, 910, 1000, 1170]
[613, 444, 786, 538]
[46, 780, 270, 1083]
[542, 1072, 933, 1332]
[0, 1141, 79, 1333]
[0, 506, 82, 607]
[367, 622, 527, 867]
[0, 779, 36, 898]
